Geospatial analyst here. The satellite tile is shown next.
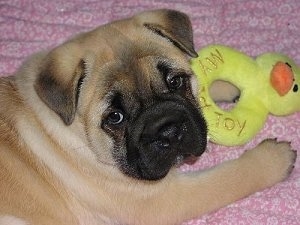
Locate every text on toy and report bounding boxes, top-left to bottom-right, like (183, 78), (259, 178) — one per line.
(214, 112), (246, 136)
(197, 49), (224, 76)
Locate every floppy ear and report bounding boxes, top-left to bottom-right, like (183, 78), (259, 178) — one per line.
(34, 43), (87, 125)
(136, 9), (198, 57)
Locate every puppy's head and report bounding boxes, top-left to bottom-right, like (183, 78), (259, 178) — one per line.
(34, 9), (207, 181)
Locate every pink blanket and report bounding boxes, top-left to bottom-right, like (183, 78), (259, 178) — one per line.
(1, 0), (299, 224)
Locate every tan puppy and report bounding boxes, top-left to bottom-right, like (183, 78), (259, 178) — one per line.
(0, 9), (296, 225)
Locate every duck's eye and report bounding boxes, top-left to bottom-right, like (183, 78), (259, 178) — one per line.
(293, 84), (298, 92)
(285, 62), (292, 68)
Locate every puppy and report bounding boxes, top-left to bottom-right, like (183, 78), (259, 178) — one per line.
(0, 9), (296, 225)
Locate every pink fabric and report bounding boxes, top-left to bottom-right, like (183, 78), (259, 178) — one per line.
(0, 0), (299, 224)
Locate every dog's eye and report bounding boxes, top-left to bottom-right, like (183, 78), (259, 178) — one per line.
(167, 75), (184, 90)
(107, 111), (124, 125)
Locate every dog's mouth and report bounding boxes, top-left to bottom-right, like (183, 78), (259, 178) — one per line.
(116, 95), (207, 181)
(177, 154), (200, 166)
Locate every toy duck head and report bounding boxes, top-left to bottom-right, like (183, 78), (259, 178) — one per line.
(256, 53), (300, 115)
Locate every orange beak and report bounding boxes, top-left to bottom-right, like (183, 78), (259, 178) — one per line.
(270, 61), (294, 96)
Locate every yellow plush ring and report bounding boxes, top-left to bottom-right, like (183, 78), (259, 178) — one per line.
(191, 45), (300, 146)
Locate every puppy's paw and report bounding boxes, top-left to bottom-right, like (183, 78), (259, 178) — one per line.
(242, 139), (296, 187)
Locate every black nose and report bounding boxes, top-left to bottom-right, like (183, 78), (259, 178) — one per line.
(142, 115), (185, 150)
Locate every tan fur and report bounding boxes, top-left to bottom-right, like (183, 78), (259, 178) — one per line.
(0, 9), (296, 225)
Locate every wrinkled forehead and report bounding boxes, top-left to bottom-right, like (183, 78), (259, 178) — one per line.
(100, 50), (160, 100)
(99, 43), (191, 96)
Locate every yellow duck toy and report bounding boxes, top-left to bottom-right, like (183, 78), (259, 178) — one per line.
(191, 45), (300, 146)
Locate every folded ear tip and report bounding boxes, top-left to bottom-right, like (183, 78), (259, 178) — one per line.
(182, 42), (198, 58)
(189, 50), (198, 58)
(139, 9), (198, 58)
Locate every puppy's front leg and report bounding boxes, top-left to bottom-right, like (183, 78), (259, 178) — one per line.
(134, 140), (296, 225)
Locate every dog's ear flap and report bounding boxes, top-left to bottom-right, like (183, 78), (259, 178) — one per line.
(34, 44), (87, 125)
(138, 9), (198, 58)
